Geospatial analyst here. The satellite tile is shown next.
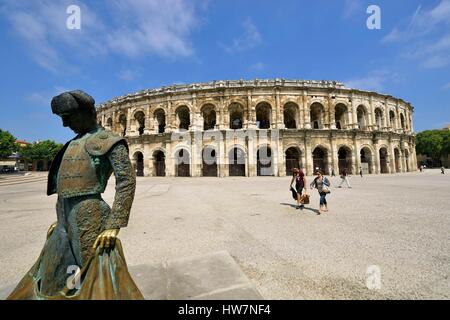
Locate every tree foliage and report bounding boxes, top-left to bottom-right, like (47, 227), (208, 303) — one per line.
(416, 130), (450, 160)
(0, 129), (17, 159)
(20, 140), (64, 161)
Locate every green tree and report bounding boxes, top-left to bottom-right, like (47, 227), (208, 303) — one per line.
(0, 129), (17, 159)
(20, 140), (64, 161)
(416, 130), (445, 161)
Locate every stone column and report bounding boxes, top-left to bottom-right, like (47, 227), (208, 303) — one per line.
(353, 134), (360, 175)
(304, 137), (313, 175)
(126, 106), (132, 136)
(144, 106), (152, 135)
(330, 134), (339, 175)
(328, 96), (336, 129)
(248, 132), (256, 177)
(303, 92), (311, 129)
(298, 98), (304, 129)
(369, 96), (375, 130)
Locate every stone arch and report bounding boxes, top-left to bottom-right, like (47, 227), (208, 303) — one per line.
(312, 145), (329, 175)
(228, 146), (246, 176)
(389, 110), (396, 129)
(374, 107), (383, 130)
(255, 102), (272, 129)
(283, 102), (299, 129)
(379, 146), (389, 173)
(360, 145), (374, 174)
(337, 145), (353, 174)
(133, 151), (144, 176)
(201, 104), (217, 131)
(154, 108), (166, 134)
(394, 147), (401, 173)
(118, 113), (127, 136)
(356, 104), (368, 130)
(202, 145), (218, 176)
(229, 102), (244, 129)
(310, 102), (325, 129)
(175, 105), (190, 131)
(152, 149), (166, 176)
(285, 146), (302, 175)
(133, 110), (146, 136)
(257, 144), (273, 176)
(174, 147), (191, 177)
(400, 113), (406, 131)
(334, 103), (348, 130)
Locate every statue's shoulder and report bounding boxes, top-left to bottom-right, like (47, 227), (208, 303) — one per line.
(85, 128), (127, 156)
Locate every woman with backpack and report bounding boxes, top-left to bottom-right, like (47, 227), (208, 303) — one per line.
(310, 170), (331, 214)
(290, 168), (307, 209)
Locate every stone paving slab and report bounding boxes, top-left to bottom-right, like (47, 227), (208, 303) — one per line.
(1, 251), (263, 300)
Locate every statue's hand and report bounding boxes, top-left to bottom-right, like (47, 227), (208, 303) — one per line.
(46, 222), (57, 239)
(93, 228), (120, 252)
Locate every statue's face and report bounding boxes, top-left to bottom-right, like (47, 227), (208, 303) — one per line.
(61, 111), (96, 134)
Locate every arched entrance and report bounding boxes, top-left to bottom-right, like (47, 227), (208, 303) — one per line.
(334, 103), (347, 130)
(134, 152), (144, 177)
(202, 147), (217, 176)
(257, 146), (273, 176)
(176, 106), (190, 131)
(175, 149), (190, 177)
(202, 105), (216, 131)
(312, 147), (328, 175)
(338, 146), (352, 174)
(154, 109), (166, 134)
(283, 103), (298, 129)
(229, 147), (246, 176)
(310, 103), (325, 129)
(229, 103), (244, 129)
(153, 150), (165, 176)
(134, 111), (145, 136)
(379, 147), (388, 173)
(285, 147), (301, 175)
(256, 102), (271, 129)
(360, 147), (373, 174)
(394, 148), (401, 173)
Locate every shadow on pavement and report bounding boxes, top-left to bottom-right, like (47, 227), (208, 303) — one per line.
(279, 203), (320, 214)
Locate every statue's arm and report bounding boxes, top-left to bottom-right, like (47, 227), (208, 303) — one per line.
(104, 142), (136, 230)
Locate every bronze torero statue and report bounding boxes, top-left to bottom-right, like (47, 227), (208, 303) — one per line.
(8, 90), (143, 299)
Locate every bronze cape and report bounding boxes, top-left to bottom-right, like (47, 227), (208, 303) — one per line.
(7, 127), (144, 300)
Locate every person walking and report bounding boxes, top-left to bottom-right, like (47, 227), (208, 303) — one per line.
(290, 168), (307, 209)
(359, 166), (363, 178)
(310, 170), (331, 214)
(441, 166), (445, 175)
(338, 168), (352, 188)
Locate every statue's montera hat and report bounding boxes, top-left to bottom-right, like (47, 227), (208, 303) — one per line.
(51, 90), (96, 115)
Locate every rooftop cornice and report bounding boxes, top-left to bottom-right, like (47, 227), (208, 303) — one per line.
(97, 78), (412, 110)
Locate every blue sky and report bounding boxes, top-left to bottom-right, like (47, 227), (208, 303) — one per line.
(0, 0), (449, 143)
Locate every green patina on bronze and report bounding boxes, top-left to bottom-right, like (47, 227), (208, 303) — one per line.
(7, 90), (143, 300)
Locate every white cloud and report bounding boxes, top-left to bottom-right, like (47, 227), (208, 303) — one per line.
(118, 68), (141, 81)
(344, 70), (399, 92)
(2, 0), (205, 72)
(342, 0), (363, 19)
(381, 0), (450, 69)
(248, 62), (265, 72)
(219, 18), (262, 53)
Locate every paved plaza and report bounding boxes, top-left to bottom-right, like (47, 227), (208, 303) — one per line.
(0, 170), (449, 299)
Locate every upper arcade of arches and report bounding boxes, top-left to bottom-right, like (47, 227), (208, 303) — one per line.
(96, 79), (414, 137)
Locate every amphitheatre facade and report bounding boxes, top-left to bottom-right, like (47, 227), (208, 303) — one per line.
(96, 79), (417, 177)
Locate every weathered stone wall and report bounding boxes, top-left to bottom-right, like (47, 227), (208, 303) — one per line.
(96, 79), (417, 177)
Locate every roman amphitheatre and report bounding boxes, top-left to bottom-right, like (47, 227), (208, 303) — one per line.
(96, 79), (417, 177)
